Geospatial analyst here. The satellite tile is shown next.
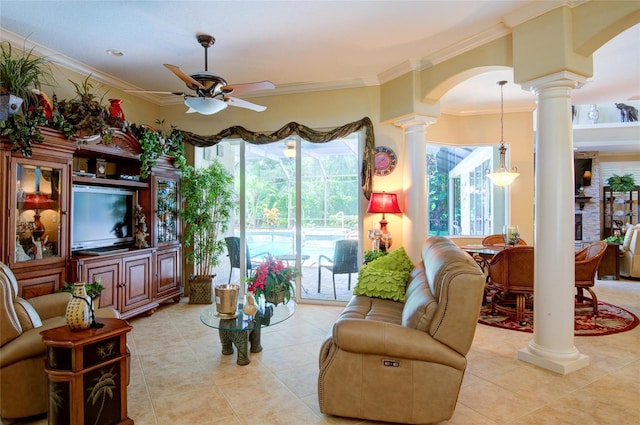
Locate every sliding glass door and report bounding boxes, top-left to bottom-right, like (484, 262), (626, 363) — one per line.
(196, 131), (361, 303)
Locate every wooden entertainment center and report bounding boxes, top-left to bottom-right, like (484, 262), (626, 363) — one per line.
(0, 128), (182, 318)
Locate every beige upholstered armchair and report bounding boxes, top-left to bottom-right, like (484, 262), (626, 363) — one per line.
(620, 224), (640, 278)
(0, 262), (119, 420)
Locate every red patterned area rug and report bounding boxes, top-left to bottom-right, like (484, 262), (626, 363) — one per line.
(478, 302), (639, 336)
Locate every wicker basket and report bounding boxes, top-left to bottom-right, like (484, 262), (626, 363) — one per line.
(189, 277), (213, 304)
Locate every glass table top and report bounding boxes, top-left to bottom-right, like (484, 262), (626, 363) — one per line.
(200, 299), (296, 331)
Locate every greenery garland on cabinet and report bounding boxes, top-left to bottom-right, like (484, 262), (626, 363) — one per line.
(130, 120), (187, 178)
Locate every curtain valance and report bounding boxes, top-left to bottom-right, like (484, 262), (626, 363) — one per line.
(182, 117), (375, 199)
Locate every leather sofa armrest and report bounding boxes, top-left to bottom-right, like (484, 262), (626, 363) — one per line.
(332, 318), (466, 370)
(28, 292), (71, 321)
(0, 326), (49, 368)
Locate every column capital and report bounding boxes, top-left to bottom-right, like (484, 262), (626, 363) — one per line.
(392, 114), (438, 130)
(520, 70), (589, 95)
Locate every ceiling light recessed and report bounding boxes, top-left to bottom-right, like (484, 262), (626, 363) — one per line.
(106, 49), (124, 57)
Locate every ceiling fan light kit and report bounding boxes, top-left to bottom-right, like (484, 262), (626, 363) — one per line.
(126, 34), (274, 115)
(184, 97), (228, 115)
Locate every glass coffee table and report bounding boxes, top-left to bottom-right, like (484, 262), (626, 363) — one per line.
(200, 299), (296, 365)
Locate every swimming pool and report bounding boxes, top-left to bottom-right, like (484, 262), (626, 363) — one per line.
(242, 229), (359, 264)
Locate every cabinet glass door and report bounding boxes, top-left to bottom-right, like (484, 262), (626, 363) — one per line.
(15, 163), (63, 262)
(156, 179), (178, 243)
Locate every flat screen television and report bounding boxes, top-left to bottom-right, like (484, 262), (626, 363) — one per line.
(71, 185), (136, 251)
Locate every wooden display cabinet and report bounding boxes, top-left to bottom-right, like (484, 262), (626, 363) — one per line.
(3, 128), (183, 318)
(139, 156), (183, 304)
(0, 129), (75, 296)
(41, 318), (133, 425)
(602, 186), (639, 239)
(72, 248), (158, 319)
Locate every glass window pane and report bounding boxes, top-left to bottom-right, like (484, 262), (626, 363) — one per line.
(427, 145), (507, 236)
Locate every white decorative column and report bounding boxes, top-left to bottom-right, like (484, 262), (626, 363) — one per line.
(518, 73), (589, 374)
(393, 115), (437, 263)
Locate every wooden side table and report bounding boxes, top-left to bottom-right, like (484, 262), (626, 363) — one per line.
(598, 243), (621, 280)
(41, 318), (133, 425)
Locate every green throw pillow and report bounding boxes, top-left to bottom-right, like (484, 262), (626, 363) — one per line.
(368, 247), (414, 273)
(353, 266), (407, 301)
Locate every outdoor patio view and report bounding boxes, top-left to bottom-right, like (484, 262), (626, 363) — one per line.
(428, 144), (508, 236)
(197, 133), (361, 302)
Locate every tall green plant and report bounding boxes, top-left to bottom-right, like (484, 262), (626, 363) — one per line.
(0, 41), (53, 110)
(181, 161), (234, 279)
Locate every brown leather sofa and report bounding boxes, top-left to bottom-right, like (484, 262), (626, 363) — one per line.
(318, 237), (485, 424)
(0, 262), (120, 420)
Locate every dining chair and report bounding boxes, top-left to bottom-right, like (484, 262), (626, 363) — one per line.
(487, 245), (535, 324)
(318, 239), (359, 299)
(575, 240), (608, 314)
(482, 234), (528, 247)
(224, 237), (270, 283)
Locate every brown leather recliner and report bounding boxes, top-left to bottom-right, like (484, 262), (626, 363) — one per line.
(318, 237), (485, 424)
(0, 262), (120, 420)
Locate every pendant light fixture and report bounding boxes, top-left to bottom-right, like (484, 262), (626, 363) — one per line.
(487, 80), (519, 187)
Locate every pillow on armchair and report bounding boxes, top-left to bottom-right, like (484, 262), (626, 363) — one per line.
(353, 247), (414, 301)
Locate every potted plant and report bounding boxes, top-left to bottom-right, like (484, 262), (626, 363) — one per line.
(363, 249), (388, 264)
(181, 161), (234, 302)
(59, 279), (106, 328)
(60, 279), (106, 302)
(246, 254), (297, 305)
(0, 40), (53, 113)
(608, 174), (636, 192)
(56, 74), (111, 140)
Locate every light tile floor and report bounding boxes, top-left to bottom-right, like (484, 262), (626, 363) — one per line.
(7, 278), (640, 425)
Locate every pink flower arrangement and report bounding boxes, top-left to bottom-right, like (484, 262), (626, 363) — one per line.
(246, 254), (297, 304)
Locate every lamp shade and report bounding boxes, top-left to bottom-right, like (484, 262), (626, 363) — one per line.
(21, 193), (56, 210)
(367, 192), (402, 214)
(184, 97), (228, 115)
(283, 140), (296, 158)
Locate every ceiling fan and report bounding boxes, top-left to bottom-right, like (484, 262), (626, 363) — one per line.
(127, 34), (274, 115)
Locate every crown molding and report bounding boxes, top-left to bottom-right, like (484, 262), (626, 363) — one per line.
(1, 27), (162, 104)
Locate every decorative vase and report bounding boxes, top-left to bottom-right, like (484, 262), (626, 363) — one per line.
(65, 282), (92, 331)
(502, 225), (520, 246)
(215, 284), (239, 316)
(109, 98), (125, 121)
(588, 104), (599, 124)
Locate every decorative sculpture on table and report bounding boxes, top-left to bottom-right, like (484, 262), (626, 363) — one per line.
(133, 204), (149, 248)
(614, 103), (638, 122)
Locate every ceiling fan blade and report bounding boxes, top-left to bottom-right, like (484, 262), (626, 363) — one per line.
(125, 89), (185, 96)
(224, 96), (267, 112)
(164, 64), (205, 90)
(221, 81), (275, 96)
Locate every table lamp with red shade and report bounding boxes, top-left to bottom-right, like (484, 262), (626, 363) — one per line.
(367, 192), (402, 251)
(21, 193), (56, 240)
